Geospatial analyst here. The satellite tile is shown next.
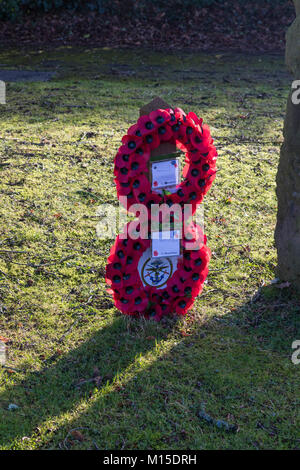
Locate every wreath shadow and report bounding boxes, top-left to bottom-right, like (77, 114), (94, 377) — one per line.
(0, 315), (169, 449)
(1, 288), (299, 450)
(44, 290), (300, 450)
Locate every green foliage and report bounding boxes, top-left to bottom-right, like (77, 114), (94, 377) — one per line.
(0, 0), (21, 20)
(0, 0), (110, 19)
(22, 0), (107, 13)
(0, 0), (289, 21)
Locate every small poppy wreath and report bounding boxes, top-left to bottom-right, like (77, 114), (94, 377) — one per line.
(105, 222), (210, 321)
(114, 107), (217, 213)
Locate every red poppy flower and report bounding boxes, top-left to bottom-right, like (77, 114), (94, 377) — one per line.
(157, 123), (173, 142)
(121, 134), (143, 154)
(106, 265), (125, 288)
(121, 284), (143, 300)
(177, 264), (193, 284)
(147, 286), (162, 301)
(160, 302), (172, 316)
(132, 293), (149, 312)
(166, 107), (176, 123)
(115, 163), (131, 183)
(128, 153), (148, 178)
(174, 297), (194, 315)
(185, 169), (215, 195)
(122, 271), (142, 289)
(147, 303), (163, 321)
(144, 131), (160, 151)
(169, 120), (182, 138)
(126, 236), (150, 260)
(182, 164), (202, 185)
(187, 111), (203, 128)
(149, 109), (172, 127)
(190, 124), (212, 152)
(132, 178), (152, 206)
(105, 263), (119, 286)
(180, 278), (202, 298)
(183, 224), (206, 252)
(174, 107), (186, 121)
(166, 275), (183, 298)
(183, 244), (208, 265)
(203, 176), (215, 197)
(175, 138), (189, 153)
(116, 145), (150, 170)
(115, 151), (131, 169)
(185, 151), (212, 165)
(200, 159), (217, 177)
(135, 144), (151, 162)
(122, 255), (139, 273)
(108, 240), (132, 267)
(127, 123), (142, 137)
(116, 179), (132, 196)
(186, 142), (217, 163)
(157, 288), (172, 304)
(115, 297), (135, 314)
(137, 115), (157, 136)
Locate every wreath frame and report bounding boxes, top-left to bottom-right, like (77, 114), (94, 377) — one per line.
(114, 107), (217, 214)
(106, 106), (217, 320)
(105, 222), (210, 321)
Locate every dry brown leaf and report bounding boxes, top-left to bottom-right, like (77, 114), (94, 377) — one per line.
(0, 336), (10, 344)
(70, 430), (85, 442)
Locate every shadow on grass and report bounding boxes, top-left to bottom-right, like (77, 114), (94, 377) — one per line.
(0, 315), (168, 449)
(1, 290), (299, 450)
(49, 290), (299, 450)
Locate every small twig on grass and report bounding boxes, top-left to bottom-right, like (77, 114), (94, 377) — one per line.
(1, 365), (22, 373)
(74, 377), (96, 387)
(0, 250), (28, 254)
(57, 318), (81, 344)
(0, 253), (76, 269)
(209, 267), (230, 273)
(63, 427), (101, 450)
(64, 104), (94, 109)
(200, 289), (219, 297)
(198, 405), (238, 433)
(74, 373), (102, 388)
(31, 254), (76, 268)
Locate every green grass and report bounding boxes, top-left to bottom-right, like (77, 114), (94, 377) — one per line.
(0, 48), (299, 450)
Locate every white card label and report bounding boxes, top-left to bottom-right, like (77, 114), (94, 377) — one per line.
(152, 230), (180, 258)
(0, 341), (6, 365)
(151, 159), (179, 189)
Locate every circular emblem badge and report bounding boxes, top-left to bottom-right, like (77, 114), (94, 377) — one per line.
(137, 248), (175, 289)
(141, 256), (173, 288)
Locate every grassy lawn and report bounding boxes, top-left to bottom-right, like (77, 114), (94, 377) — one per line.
(0, 47), (299, 450)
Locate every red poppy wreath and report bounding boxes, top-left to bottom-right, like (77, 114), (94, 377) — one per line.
(105, 221), (211, 322)
(106, 106), (217, 321)
(114, 107), (217, 213)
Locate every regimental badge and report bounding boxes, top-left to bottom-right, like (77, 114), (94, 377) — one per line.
(141, 256), (173, 288)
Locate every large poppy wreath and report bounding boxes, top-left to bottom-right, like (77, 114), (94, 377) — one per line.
(114, 107), (217, 213)
(106, 222), (211, 322)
